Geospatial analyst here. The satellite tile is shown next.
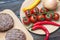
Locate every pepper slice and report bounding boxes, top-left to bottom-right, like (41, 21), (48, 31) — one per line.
(32, 25), (49, 40)
(22, 0), (40, 12)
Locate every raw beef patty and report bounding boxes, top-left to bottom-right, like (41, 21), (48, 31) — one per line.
(0, 13), (14, 32)
(5, 29), (26, 40)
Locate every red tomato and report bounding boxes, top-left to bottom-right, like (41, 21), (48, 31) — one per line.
(44, 8), (49, 12)
(33, 7), (39, 15)
(30, 7), (39, 15)
(39, 8), (44, 13)
(30, 9), (34, 14)
(25, 10), (31, 17)
(30, 15), (37, 23)
(45, 14), (52, 21)
(23, 17), (30, 25)
(34, 7), (39, 12)
(53, 13), (59, 21)
(37, 14), (45, 21)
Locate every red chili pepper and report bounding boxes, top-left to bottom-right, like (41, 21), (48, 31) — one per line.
(34, 21), (60, 26)
(32, 25), (49, 40)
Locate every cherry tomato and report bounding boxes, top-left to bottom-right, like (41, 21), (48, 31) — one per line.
(45, 13), (52, 21)
(32, 7), (39, 15)
(25, 10), (31, 17)
(39, 8), (44, 13)
(30, 9), (34, 14)
(23, 17), (30, 25)
(44, 8), (49, 12)
(34, 7), (39, 12)
(37, 14), (45, 21)
(30, 15), (37, 23)
(53, 13), (59, 21)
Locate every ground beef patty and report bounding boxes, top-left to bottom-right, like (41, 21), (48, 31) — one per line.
(0, 13), (14, 32)
(5, 29), (26, 40)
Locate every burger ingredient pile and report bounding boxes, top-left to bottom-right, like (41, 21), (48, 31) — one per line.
(22, 0), (60, 40)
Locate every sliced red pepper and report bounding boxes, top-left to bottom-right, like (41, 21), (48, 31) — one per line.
(34, 21), (60, 26)
(32, 25), (49, 40)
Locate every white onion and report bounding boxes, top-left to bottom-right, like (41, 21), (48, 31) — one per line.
(43, 0), (58, 10)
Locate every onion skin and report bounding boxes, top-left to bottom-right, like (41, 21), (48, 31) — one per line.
(43, 0), (58, 10)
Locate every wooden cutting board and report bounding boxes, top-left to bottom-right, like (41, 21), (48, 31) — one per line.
(0, 9), (33, 40)
(20, 0), (60, 35)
